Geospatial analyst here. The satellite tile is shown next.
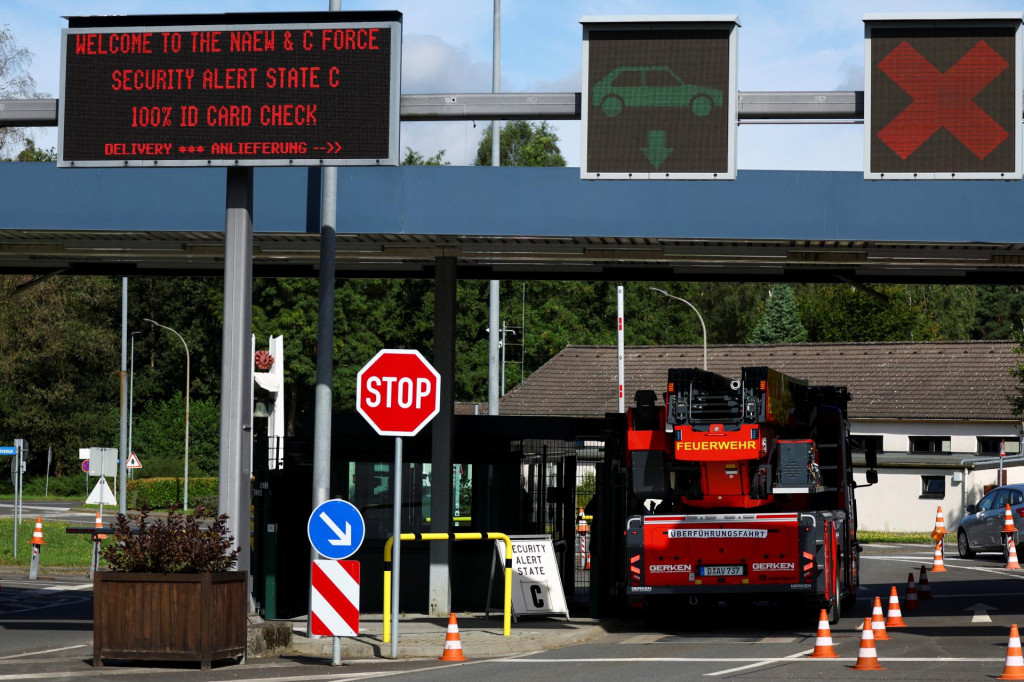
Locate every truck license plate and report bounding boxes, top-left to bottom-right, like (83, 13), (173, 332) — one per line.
(699, 565), (744, 577)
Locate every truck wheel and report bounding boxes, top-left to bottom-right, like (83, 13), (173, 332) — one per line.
(957, 529), (975, 558)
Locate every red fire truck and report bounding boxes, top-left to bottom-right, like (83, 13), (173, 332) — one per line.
(622, 366), (876, 622)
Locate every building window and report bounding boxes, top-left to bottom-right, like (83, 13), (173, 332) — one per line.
(978, 437), (1021, 456)
(921, 476), (945, 499)
(850, 435), (883, 453)
(910, 436), (950, 454)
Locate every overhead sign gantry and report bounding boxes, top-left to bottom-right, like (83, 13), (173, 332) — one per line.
(58, 12), (402, 168)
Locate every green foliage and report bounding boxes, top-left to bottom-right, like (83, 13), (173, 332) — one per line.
(576, 472), (596, 510)
(0, 26), (44, 157)
(2, 138), (56, 162)
(101, 506), (239, 573)
(0, 517), (106, 568)
(974, 286), (1024, 339)
(749, 285), (808, 343)
(799, 284), (939, 342)
(130, 396), (220, 477)
(474, 121), (566, 167)
(402, 147), (450, 166)
(857, 530), (940, 544)
(126, 477), (218, 511)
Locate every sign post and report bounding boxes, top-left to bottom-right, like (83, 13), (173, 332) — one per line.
(307, 498), (365, 665)
(355, 349), (440, 658)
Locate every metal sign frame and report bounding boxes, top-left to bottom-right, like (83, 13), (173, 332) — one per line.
(581, 14), (739, 181)
(58, 12), (402, 168)
(864, 12), (1023, 180)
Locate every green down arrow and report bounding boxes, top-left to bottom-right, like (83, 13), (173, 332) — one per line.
(642, 130), (673, 170)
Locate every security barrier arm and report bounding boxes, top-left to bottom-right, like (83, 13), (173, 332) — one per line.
(383, 532), (513, 641)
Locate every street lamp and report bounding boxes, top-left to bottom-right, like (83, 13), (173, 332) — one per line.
(649, 287), (707, 371)
(144, 318), (190, 510)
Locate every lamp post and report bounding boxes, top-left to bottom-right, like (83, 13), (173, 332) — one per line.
(500, 320), (517, 395)
(649, 287), (708, 371)
(144, 318), (190, 510)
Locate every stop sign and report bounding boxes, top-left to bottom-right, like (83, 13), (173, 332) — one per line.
(356, 349), (441, 437)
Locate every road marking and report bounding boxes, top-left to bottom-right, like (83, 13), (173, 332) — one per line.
(0, 645), (88, 661)
(863, 554), (1024, 579)
(498, 657), (1005, 662)
(706, 648), (813, 676)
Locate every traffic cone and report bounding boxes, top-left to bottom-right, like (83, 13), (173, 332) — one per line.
(439, 613), (466, 662)
(577, 507), (588, 533)
(931, 505), (947, 543)
(94, 511), (106, 541)
(905, 573), (919, 610)
(1008, 538), (1022, 570)
(584, 552), (591, 570)
(1004, 504), (1018, 535)
(884, 586), (906, 628)
(918, 565), (932, 599)
(870, 596), (889, 641)
(28, 517), (45, 545)
(1000, 624), (1024, 680)
(850, 617), (885, 671)
(931, 539), (947, 573)
(809, 608), (839, 658)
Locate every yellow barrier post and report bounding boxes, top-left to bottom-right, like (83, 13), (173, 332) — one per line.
(383, 532), (513, 644)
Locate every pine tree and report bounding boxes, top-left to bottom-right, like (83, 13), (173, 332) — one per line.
(748, 284), (808, 343)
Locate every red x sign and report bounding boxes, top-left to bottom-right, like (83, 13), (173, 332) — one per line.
(877, 40), (1008, 160)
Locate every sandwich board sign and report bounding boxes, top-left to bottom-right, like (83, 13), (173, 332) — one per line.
(495, 534), (568, 620)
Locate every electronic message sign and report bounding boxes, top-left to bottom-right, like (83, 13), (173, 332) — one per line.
(581, 15), (738, 181)
(58, 12), (402, 168)
(865, 13), (1022, 180)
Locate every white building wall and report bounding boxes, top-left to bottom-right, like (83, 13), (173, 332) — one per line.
(854, 465), (1024, 533)
(853, 420), (1021, 455)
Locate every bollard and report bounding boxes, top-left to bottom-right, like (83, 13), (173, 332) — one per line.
(28, 517), (45, 580)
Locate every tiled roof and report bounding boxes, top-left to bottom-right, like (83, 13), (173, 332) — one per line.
(495, 341), (1021, 422)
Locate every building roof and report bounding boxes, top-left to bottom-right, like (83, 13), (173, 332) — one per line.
(495, 341), (1021, 422)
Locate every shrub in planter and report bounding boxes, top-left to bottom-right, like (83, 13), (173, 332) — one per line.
(93, 507), (246, 670)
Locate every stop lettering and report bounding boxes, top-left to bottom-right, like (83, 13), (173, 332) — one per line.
(356, 349), (440, 437)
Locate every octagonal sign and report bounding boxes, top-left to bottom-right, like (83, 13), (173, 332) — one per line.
(356, 349), (441, 437)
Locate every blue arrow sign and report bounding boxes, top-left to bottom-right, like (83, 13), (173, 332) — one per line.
(0, 446), (15, 456)
(307, 499), (366, 560)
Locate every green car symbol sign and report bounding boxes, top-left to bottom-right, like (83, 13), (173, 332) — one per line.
(593, 66), (723, 118)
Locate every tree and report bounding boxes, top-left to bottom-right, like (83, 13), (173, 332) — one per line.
(748, 284), (808, 343)
(799, 284), (939, 342)
(0, 26), (44, 158)
(402, 147), (450, 166)
(973, 286), (1024, 339)
(474, 121), (566, 167)
(1, 137), (55, 162)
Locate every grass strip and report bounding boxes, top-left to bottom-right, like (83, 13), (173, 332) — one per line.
(0, 517), (109, 569)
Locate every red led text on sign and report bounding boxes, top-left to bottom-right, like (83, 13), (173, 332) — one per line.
(877, 39), (1009, 160)
(59, 16), (399, 166)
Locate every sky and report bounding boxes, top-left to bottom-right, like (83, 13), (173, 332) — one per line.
(7, 0), (1023, 169)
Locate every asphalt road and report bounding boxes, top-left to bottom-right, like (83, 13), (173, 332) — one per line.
(1, 543), (1022, 680)
(0, 499), (109, 525)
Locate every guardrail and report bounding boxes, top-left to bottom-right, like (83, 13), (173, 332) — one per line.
(382, 532), (512, 642)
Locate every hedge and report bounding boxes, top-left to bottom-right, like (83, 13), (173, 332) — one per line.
(126, 477), (218, 511)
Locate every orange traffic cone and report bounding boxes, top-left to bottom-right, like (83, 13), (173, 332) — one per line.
(29, 517), (45, 546)
(870, 596), (889, 640)
(1004, 504), (1018, 534)
(931, 539), (947, 573)
(584, 552), (591, 570)
(439, 613), (466, 662)
(918, 565), (932, 599)
(931, 505), (947, 543)
(810, 608), (839, 658)
(884, 586), (907, 628)
(1000, 624), (1024, 680)
(94, 511), (106, 541)
(577, 507), (588, 533)
(905, 573), (919, 610)
(850, 617), (885, 671)
(1008, 538), (1022, 570)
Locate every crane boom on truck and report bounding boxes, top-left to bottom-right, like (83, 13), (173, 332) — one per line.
(621, 366), (876, 622)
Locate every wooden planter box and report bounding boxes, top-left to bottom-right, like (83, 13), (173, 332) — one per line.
(93, 570), (247, 670)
